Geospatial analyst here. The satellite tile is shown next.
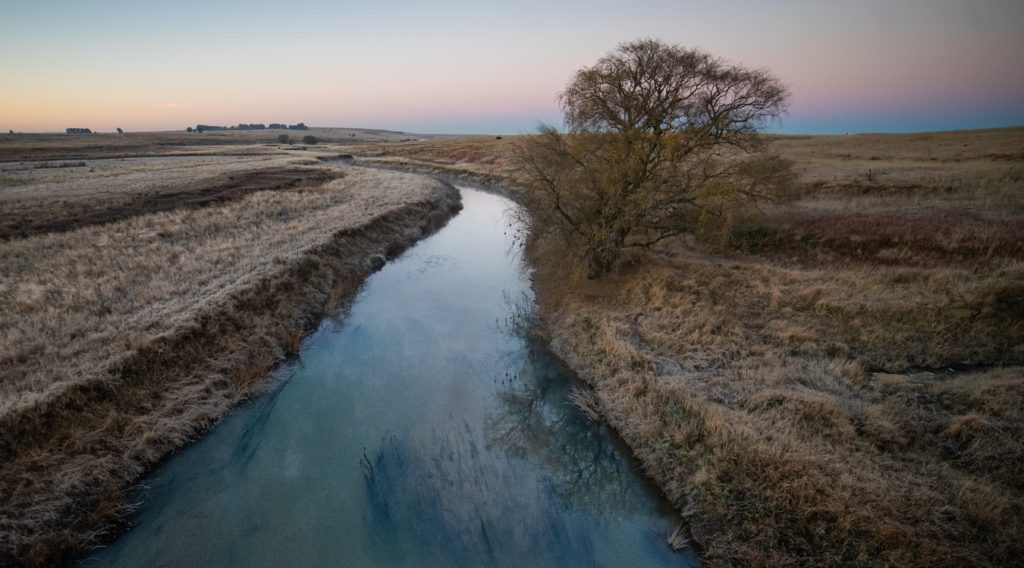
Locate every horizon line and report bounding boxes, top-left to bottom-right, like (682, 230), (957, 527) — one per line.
(6, 123), (1024, 138)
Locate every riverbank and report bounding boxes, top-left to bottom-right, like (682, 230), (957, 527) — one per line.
(0, 146), (461, 565)
(80, 186), (691, 568)
(360, 127), (1024, 566)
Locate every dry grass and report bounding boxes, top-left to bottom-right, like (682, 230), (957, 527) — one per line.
(348, 135), (524, 186)
(732, 128), (1024, 267)
(0, 127), (426, 161)
(0, 143), (461, 565)
(4, 126), (1020, 565)
(372, 127), (1024, 566)
(0, 154), (338, 239)
(536, 252), (1022, 566)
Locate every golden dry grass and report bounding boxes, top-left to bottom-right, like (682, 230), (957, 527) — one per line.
(348, 135), (523, 186)
(0, 155), (342, 238)
(0, 127), (423, 161)
(0, 160), (445, 415)
(0, 143), (461, 565)
(369, 126), (1024, 566)
(536, 252), (1022, 566)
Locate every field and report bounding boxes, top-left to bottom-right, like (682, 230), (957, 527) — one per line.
(2, 126), (1021, 566)
(0, 132), (461, 564)
(358, 127), (1024, 566)
(0, 127), (431, 162)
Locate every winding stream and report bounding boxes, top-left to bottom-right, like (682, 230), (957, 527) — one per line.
(83, 186), (696, 567)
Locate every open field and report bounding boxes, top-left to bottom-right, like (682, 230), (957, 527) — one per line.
(0, 155), (337, 239)
(2, 126), (1020, 566)
(0, 127), (434, 162)
(0, 138), (461, 564)
(361, 127), (1024, 566)
(349, 135), (522, 186)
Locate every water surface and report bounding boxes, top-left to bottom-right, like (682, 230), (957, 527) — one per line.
(84, 187), (696, 567)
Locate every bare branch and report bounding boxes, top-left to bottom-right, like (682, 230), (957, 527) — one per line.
(516, 39), (792, 276)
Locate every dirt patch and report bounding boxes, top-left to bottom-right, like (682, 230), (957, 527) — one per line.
(1, 166), (336, 240)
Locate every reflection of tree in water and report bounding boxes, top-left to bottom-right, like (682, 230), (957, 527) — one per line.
(353, 292), (668, 565)
(487, 289), (651, 516)
(484, 342), (650, 517)
(359, 427), (599, 566)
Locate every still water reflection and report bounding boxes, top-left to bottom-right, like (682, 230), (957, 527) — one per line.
(83, 188), (696, 567)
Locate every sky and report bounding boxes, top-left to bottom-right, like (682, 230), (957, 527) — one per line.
(1, 0), (1022, 135)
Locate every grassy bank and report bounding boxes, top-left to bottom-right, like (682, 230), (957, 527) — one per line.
(367, 127), (1024, 566)
(348, 135), (522, 187)
(0, 146), (461, 565)
(0, 127), (424, 161)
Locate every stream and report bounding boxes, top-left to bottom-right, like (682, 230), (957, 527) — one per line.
(82, 186), (697, 567)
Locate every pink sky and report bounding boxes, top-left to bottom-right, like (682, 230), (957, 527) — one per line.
(2, 0), (1022, 134)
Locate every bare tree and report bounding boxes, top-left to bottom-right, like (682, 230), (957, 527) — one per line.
(516, 39), (792, 276)
(277, 133), (291, 144)
(301, 135), (318, 145)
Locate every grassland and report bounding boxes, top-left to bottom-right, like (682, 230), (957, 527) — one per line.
(0, 127), (427, 162)
(0, 135), (461, 565)
(2, 126), (1020, 566)
(360, 127), (1024, 566)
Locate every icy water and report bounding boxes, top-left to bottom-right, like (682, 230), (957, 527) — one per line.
(83, 187), (696, 567)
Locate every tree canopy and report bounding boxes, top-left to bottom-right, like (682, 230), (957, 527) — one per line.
(517, 39), (792, 276)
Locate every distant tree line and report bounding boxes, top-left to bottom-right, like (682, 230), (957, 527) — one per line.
(65, 128), (93, 134)
(190, 122), (307, 133)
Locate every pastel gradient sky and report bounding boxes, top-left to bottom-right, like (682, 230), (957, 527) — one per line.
(1, 0), (1022, 134)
